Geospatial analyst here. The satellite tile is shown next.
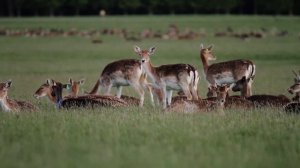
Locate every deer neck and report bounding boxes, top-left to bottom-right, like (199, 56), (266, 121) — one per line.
(200, 54), (209, 74)
(0, 97), (12, 112)
(47, 90), (56, 103)
(142, 61), (160, 86)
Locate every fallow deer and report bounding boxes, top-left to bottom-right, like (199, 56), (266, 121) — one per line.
(284, 70), (300, 113)
(200, 44), (256, 98)
(167, 85), (230, 114)
(34, 78), (84, 102)
(49, 79), (128, 109)
(134, 46), (199, 109)
(288, 70), (300, 102)
(0, 80), (37, 112)
(233, 76), (291, 108)
(87, 59), (156, 107)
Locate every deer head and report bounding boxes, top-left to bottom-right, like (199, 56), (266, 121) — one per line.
(69, 78), (85, 97)
(0, 80), (12, 100)
(200, 43), (216, 61)
(134, 46), (156, 64)
(33, 79), (52, 99)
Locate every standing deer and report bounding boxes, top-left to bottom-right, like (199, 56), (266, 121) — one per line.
(284, 70), (300, 113)
(87, 59), (156, 107)
(0, 80), (37, 112)
(134, 46), (199, 109)
(200, 44), (255, 98)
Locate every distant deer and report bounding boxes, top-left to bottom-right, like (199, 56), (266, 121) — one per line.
(200, 44), (255, 98)
(0, 80), (37, 112)
(34, 78), (85, 102)
(134, 46), (199, 109)
(48, 79), (128, 109)
(233, 76), (291, 108)
(87, 59), (158, 107)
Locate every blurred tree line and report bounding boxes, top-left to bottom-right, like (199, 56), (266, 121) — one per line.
(1, 0), (299, 16)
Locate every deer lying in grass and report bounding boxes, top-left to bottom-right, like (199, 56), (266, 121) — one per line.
(135, 46), (199, 109)
(233, 76), (291, 108)
(168, 85), (233, 114)
(34, 78), (85, 102)
(48, 79), (128, 109)
(0, 80), (37, 112)
(284, 70), (300, 113)
(200, 44), (255, 98)
(87, 59), (157, 107)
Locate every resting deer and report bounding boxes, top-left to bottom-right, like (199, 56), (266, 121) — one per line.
(134, 46), (199, 109)
(48, 79), (128, 109)
(284, 70), (300, 113)
(200, 44), (255, 98)
(0, 80), (37, 112)
(233, 76), (291, 108)
(87, 59), (157, 107)
(34, 78), (85, 102)
(168, 85), (231, 114)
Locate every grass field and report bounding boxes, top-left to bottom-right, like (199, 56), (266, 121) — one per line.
(0, 16), (300, 168)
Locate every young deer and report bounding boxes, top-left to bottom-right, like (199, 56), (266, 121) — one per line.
(87, 59), (156, 107)
(49, 79), (128, 109)
(34, 78), (84, 102)
(233, 76), (291, 108)
(200, 44), (255, 98)
(0, 80), (37, 112)
(134, 46), (199, 109)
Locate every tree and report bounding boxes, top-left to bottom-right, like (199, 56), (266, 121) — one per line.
(44, 0), (62, 16)
(118, 0), (141, 14)
(67, 0), (89, 15)
(14, 0), (25, 16)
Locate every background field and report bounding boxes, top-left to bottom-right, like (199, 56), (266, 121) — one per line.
(0, 16), (300, 168)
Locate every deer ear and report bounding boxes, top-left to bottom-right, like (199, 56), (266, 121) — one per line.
(5, 80), (12, 88)
(200, 43), (204, 49)
(134, 45), (141, 54)
(208, 44), (214, 50)
(79, 79), (85, 85)
(69, 78), (73, 85)
(149, 47), (156, 55)
(46, 79), (54, 85)
(63, 84), (71, 89)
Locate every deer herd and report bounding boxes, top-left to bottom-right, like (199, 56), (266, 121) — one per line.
(1, 44), (299, 114)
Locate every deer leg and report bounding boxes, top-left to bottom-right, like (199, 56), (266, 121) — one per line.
(166, 90), (173, 106)
(130, 83), (145, 107)
(180, 83), (192, 100)
(190, 85), (199, 100)
(103, 83), (113, 96)
(116, 86), (123, 98)
(160, 84), (167, 109)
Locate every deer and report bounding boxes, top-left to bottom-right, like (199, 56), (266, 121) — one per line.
(233, 76), (291, 108)
(0, 80), (37, 112)
(200, 44), (256, 98)
(48, 79), (128, 109)
(284, 70), (300, 113)
(87, 59), (157, 107)
(34, 78), (85, 102)
(168, 85), (233, 114)
(134, 46), (199, 109)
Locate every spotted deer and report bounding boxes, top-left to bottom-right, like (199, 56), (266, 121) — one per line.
(167, 85), (231, 114)
(288, 70), (300, 102)
(233, 76), (291, 108)
(134, 46), (199, 109)
(48, 79), (127, 109)
(87, 59), (157, 107)
(200, 44), (255, 98)
(34, 78), (84, 102)
(0, 80), (37, 112)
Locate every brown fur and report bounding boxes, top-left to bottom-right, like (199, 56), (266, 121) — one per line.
(247, 95), (291, 108)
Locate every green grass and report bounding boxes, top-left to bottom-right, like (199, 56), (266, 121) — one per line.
(0, 15), (300, 168)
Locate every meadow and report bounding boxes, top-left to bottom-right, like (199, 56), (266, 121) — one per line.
(0, 15), (300, 168)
